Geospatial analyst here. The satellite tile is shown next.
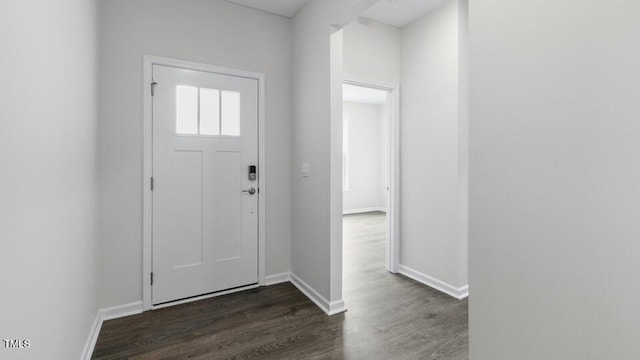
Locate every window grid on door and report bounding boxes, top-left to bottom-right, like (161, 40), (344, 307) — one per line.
(176, 85), (241, 136)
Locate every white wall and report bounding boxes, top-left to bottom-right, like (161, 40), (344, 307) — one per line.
(343, 101), (386, 212)
(343, 19), (401, 84)
(0, 0), (99, 358)
(98, 0), (292, 308)
(291, 0), (380, 307)
(400, 0), (468, 288)
(470, 1), (640, 358)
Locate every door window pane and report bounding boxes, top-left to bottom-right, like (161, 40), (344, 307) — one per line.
(221, 91), (241, 136)
(199, 88), (220, 135)
(175, 86), (241, 137)
(176, 86), (198, 135)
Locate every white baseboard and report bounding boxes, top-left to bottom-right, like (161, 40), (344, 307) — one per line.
(265, 272), (291, 285)
(289, 273), (346, 315)
(81, 311), (102, 360)
(398, 265), (469, 300)
(343, 207), (386, 215)
(327, 298), (346, 315)
(100, 301), (143, 321)
(81, 301), (143, 360)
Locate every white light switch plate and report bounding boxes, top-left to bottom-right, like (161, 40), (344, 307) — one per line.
(301, 162), (310, 177)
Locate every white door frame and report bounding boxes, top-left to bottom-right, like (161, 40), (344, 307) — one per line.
(342, 75), (400, 273)
(142, 55), (266, 311)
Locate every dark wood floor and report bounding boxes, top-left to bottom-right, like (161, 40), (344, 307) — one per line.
(92, 212), (468, 359)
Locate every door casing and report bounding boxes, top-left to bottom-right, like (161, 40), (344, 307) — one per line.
(142, 55), (266, 311)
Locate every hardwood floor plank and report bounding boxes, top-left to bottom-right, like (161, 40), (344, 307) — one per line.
(93, 212), (468, 359)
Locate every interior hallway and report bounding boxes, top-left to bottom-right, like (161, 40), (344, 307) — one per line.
(343, 212), (468, 359)
(91, 212), (467, 359)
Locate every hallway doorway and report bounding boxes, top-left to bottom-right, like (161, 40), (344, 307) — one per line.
(341, 80), (399, 273)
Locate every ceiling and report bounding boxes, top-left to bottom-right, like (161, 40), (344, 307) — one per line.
(225, 0), (310, 18)
(361, 0), (448, 27)
(225, 0), (447, 27)
(343, 84), (388, 105)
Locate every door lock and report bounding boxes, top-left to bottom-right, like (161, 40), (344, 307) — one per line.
(242, 187), (256, 195)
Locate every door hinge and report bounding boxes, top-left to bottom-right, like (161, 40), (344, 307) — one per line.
(150, 272), (154, 286)
(150, 177), (154, 191)
(151, 81), (158, 96)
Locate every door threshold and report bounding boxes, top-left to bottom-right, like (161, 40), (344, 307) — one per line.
(151, 283), (259, 310)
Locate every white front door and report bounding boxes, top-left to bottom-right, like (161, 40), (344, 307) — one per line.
(152, 65), (258, 305)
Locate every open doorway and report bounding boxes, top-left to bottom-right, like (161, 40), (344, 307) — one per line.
(341, 78), (400, 295)
(342, 83), (388, 217)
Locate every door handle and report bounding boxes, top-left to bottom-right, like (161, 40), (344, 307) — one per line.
(242, 187), (256, 195)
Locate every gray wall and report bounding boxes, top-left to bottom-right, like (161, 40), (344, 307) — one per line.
(98, 0), (292, 308)
(400, 0), (468, 288)
(0, 0), (99, 358)
(470, 0), (640, 358)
